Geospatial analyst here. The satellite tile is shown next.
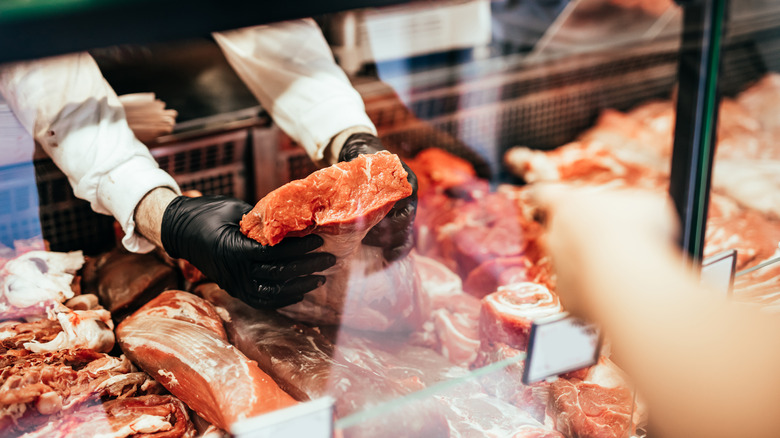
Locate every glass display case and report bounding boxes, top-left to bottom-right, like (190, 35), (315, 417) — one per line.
(2, 0), (779, 437)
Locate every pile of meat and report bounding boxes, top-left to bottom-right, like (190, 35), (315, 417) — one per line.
(27, 72), (780, 435)
(0, 247), (195, 437)
(505, 72), (780, 310)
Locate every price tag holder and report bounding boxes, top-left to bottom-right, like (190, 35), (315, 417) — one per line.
(231, 397), (334, 438)
(522, 313), (601, 385)
(701, 249), (736, 298)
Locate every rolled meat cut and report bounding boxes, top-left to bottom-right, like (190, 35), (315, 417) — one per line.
(240, 151), (418, 330)
(116, 290), (296, 430)
(479, 282), (562, 351)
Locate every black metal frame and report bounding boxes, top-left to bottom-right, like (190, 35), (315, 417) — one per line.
(0, 0), (411, 63)
(669, 0), (728, 265)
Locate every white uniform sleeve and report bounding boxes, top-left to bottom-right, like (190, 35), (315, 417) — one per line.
(213, 19), (376, 166)
(0, 53), (181, 253)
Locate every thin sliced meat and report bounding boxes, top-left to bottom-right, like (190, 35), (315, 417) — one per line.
(116, 291), (296, 430)
(240, 152), (417, 330)
(480, 283), (562, 351)
(0, 349), (160, 435)
(18, 395), (195, 438)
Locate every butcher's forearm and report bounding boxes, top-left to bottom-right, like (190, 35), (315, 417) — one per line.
(134, 187), (178, 249)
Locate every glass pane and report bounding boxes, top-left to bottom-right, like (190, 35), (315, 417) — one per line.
(707, 0), (780, 308)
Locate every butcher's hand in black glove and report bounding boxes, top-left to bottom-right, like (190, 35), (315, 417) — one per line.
(143, 191), (336, 309)
(338, 133), (418, 261)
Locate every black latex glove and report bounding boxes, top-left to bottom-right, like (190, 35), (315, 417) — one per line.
(161, 196), (336, 309)
(339, 133), (418, 261)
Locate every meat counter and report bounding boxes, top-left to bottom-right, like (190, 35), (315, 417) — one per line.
(2, 0), (780, 437)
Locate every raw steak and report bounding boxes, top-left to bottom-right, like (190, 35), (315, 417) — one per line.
(480, 283), (562, 351)
(406, 147), (478, 195)
(240, 151), (417, 330)
(18, 395), (195, 438)
(241, 151), (411, 245)
(81, 248), (178, 319)
(547, 379), (634, 438)
(116, 291), (296, 430)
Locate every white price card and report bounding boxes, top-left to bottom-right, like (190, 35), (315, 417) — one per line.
(701, 250), (736, 298)
(522, 313), (601, 385)
(231, 397), (334, 438)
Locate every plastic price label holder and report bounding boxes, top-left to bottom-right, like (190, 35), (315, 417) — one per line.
(522, 312), (601, 385)
(231, 396), (335, 438)
(701, 249), (736, 298)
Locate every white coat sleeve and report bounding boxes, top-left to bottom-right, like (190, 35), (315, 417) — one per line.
(213, 19), (376, 166)
(0, 52), (181, 253)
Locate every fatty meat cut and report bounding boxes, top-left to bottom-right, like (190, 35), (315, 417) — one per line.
(116, 290), (296, 430)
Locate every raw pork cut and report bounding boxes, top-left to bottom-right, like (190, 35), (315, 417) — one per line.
(197, 284), (407, 412)
(116, 291), (296, 430)
(464, 256), (555, 299)
(81, 248), (178, 319)
(411, 254), (481, 366)
(406, 147), (478, 195)
(480, 283), (562, 351)
(197, 284), (449, 437)
(240, 151), (418, 330)
(18, 395), (195, 438)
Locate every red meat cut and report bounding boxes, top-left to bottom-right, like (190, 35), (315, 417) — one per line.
(240, 151), (411, 246)
(116, 291), (297, 430)
(480, 283), (562, 351)
(547, 379), (634, 438)
(240, 152), (418, 330)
